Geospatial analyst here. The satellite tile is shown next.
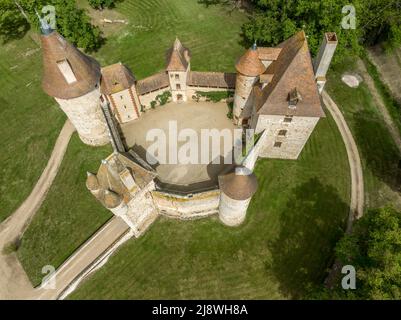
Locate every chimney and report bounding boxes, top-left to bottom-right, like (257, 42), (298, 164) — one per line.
(313, 32), (338, 93)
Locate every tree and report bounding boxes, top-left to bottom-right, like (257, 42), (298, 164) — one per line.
(0, 0), (103, 52)
(242, 0), (362, 61)
(88, 0), (116, 10)
(242, 0), (401, 59)
(0, 1), (30, 42)
(334, 207), (401, 299)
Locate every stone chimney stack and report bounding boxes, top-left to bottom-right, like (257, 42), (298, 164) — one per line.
(313, 32), (338, 93)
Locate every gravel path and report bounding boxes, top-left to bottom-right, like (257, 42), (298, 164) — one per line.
(322, 91), (364, 288)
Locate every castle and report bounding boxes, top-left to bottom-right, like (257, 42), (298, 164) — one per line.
(39, 18), (337, 235)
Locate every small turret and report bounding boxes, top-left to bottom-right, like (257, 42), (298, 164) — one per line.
(103, 190), (128, 216)
(86, 172), (100, 196)
(233, 44), (266, 126)
(218, 166), (258, 227)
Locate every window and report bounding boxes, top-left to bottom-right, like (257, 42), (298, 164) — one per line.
(176, 84), (181, 90)
(123, 105), (127, 109)
(283, 116), (293, 123)
(175, 74), (179, 80)
(120, 95), (123, 99)
(278, 129), (287, 136)
(274, 141), (282, 148)
(56, 59), (77, 84)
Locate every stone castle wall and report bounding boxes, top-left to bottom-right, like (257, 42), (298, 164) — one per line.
(253, 114), (319, 159)
(151, 189), (220, 219)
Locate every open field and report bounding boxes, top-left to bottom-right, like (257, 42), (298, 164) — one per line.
(70, 110), (351, 299)
(0, 34), (65, 222)
(326, 56), (401, 210)
(78, 0), (249, 78)
(17, 134), (113, 286)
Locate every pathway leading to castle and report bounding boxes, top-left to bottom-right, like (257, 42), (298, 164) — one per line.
(322, 90), (364, 288)
(0, 120), (75, 299)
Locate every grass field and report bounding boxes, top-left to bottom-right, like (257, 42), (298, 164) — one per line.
(326, 57), (401, 210)
(79, 0), (249, 78)
(70, 110), (350, 299)
(18, 134), (113, 286)
(0, 34), (65, 222)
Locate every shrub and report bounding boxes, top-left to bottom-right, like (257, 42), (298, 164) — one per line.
(195, 91), (234, 103)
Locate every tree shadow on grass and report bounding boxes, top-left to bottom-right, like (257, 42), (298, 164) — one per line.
(352, 110), (401, 192)
(267, 178), (348, 299)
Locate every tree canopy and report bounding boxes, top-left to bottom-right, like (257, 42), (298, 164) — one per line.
(88, 0), (116, 10)
(334, 207), (401, 299)
(0, 0), (103, 51)
(242, 0), (401, 58)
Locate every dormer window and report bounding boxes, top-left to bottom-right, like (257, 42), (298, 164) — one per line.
(57, 59), (77, 84)
(288, 87), (302, 108)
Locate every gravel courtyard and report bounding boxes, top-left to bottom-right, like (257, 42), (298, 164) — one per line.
(120, 101), (236, 190)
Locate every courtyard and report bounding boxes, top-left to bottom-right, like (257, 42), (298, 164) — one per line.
(120, 101), (236, 191)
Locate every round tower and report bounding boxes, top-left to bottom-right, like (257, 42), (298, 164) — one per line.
(233, 44), (266, 126)
(104, 190), (128, 216)
(86, 172), (101, 197)
(39, 18), (108, 146)
(218, 166), (258, 227)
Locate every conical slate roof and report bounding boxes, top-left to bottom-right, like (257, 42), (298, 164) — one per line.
(235, 45), (266, 77)
(41, 31), (101, 99)
(219, 167), (258, 201)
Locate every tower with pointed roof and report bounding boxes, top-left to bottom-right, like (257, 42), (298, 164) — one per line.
(233, 43), (266, 126)
(39, 16), (109, 146)
(166, 37), (191, 102)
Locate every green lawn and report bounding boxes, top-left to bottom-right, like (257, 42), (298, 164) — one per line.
(326, 57), (401, 210)
(0, 34), (65, 222)
(18, 134), (113, 286)
(70, 110), (350, 299)
(82, 0), (249, 78)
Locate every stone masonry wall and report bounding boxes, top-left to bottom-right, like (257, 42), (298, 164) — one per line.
(56, 86), (109, 146)
(254, 114), (319, 159)
(152, 189), (220, 219)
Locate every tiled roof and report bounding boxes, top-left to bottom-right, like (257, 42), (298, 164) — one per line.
(166, 38), (190, 72)
(41, 31), (101, 99)
(257, 47), (282, 61)
(136, 72), (170, 95)
(187, 71), (236, 88)
(101, 63), (136, 95)
(219, 166), (258, 201)
(235, 46), (266, 76)
(256, 31), (325, 118)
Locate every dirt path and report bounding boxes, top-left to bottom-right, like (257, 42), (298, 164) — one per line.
(322, 91), (364, 288)
(0, 120), (75, 299)
(357, 59), (401, 154)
